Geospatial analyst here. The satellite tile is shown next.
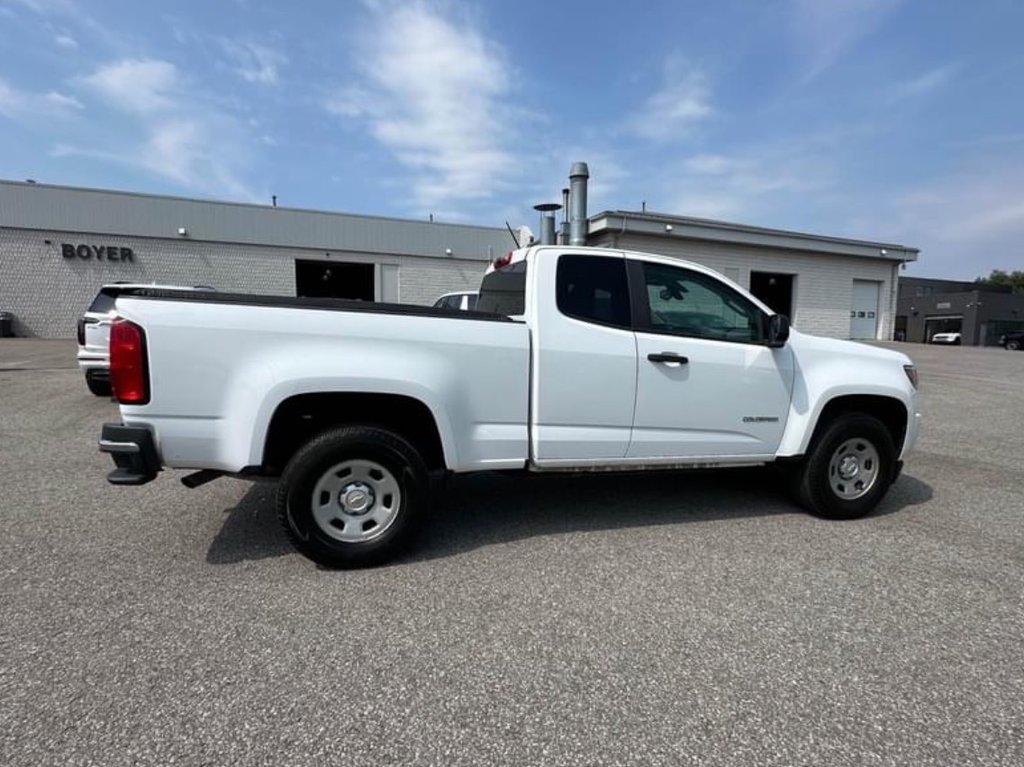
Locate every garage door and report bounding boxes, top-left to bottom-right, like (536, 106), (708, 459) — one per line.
(850, 280), (880, 339)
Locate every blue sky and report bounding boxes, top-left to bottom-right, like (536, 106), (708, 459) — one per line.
(1, 0), (1022, 278)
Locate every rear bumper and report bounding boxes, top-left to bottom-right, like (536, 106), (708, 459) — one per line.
(77, 352), (109, 372)
(99, 423), (161, 485)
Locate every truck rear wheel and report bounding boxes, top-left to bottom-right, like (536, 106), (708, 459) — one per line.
(276, 426), (428, 568)
(793, 413), (895, 520)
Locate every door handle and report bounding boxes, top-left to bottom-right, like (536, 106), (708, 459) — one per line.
(647, 352), (689, 364)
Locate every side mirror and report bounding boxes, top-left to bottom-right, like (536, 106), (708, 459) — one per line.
(767, 314), (790, 348)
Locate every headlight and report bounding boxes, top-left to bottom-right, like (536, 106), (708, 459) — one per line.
(903, 364), (918, 389)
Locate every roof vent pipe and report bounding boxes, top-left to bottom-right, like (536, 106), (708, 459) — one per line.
(559, 188), (570, 244)
(569, 162), (589, 246)
(534, 203), (561, 245)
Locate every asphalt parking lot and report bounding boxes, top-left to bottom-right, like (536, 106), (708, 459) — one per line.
(2, 339), (1022, 766)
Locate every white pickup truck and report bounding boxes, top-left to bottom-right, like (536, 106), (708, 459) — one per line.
(99, 245), (920, 567)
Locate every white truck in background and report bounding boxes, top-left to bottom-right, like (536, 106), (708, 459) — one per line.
(98, 245), (920, 567)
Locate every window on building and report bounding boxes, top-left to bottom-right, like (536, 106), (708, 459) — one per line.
(295, 260), (374, 300)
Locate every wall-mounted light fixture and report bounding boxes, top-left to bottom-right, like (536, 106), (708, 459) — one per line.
(664, 224), (673, 232)
(177, 227), (189, 237)
(444, 248), (453, 256)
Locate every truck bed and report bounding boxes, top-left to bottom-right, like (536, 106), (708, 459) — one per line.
(112, 289), (532, 474)
(112, 287), (516, 323)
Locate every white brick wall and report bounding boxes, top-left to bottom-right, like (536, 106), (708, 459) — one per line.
(0, 227), (487, 338)
(0, 225), (900, 341)
(598, 233), (899, 340)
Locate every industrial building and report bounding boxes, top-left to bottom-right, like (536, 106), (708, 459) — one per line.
(0, 179), (514, 338)
(896, 276), (1024, 345)
(0, 164), (919, 340)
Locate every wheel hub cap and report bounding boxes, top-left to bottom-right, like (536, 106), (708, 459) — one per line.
(827, 438), (881, 501)
(339, 482), (375, 515)
(311, 459), (402, 544)
(838, 455), (860, 480)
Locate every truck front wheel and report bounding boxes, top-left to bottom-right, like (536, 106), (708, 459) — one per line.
(276, 426), (429, 568)
(794, 414), (896, 520)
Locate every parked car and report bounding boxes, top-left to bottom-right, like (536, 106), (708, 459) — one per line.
(77, 283), (215, 396)
(930, 331), (962, 345)
(97, 245), (919, 568)
(432, 291), (479, 311)
(1000, 330), (1024, 350)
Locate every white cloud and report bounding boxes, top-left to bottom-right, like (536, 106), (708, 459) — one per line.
(81, 58), (179, 113)
(54, 32), (77, 48)
(888, 62), (961, 101)
(683, 154), (747, 176)
(43, 91), (82, 110)
(0, 77), (82, 120)
(325, 2), (518, 210)
(222, 41), (286, 85)
(893, 174), (1024, 244)
(325, 85), (373, 118)
(831, 159), (1024, 278)
(63, 58), (258, 200)
(792, 0), (901, 83)
(949, 132), (1024, 149)
(629, 60), (712, 141)
(666, 147), (835, 222)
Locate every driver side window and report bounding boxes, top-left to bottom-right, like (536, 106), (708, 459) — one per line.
(640, 262), (764, 343)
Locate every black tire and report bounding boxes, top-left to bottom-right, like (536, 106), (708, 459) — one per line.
(792, 414), (896, 520)
(1008, 340), (1021, 351)
(85, 372), (111, 397)
(276, 426), (429, 568)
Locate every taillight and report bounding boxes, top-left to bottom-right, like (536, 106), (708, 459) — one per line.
(110, 319), (149, 404)
(76, 317), (86, 345)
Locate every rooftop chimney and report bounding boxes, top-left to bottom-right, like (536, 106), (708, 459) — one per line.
(559, 188), (570, 244)
(569, 162), (589, 246)
(534, 202), (562, 245)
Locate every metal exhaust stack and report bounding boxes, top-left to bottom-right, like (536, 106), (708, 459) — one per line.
(534, 202), (562, 245)
(559, 188), (570, 245)
(569, 162), (589, 246)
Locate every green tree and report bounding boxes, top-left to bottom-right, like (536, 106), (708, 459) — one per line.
(974, 269), (1024, 294)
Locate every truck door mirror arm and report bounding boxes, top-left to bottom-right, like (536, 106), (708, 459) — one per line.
(767, 314), (790, 348)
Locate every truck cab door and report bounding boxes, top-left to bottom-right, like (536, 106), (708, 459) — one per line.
(530, 251), (638, 465)
(627, 258), (794, 460)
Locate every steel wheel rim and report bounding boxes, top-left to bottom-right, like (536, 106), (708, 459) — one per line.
(827, 438), (880, 501)
(311, 459), (402, 543)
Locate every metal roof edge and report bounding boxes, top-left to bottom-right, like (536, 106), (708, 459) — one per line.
(590, 210), (920, 260)
(0, 178), (507, 235)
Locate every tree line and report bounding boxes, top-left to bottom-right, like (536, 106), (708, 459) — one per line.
(975, 270), (1024, 294)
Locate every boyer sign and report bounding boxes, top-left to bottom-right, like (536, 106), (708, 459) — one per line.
(62, 243), (135, 262)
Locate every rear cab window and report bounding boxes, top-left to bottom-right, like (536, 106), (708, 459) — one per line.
(88, 290), (117, 314)
(477, 261), (527, 316)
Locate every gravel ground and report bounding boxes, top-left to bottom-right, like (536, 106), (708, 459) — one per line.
(1, 339), (1022, 766)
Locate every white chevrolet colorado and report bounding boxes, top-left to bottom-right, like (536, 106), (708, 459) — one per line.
(78, 283), (214, 396)
(99, 246), (920, 567)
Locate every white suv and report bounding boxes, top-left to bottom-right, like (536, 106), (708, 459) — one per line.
(77, 284), (214, 396)
(432, 291), (479, 311)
